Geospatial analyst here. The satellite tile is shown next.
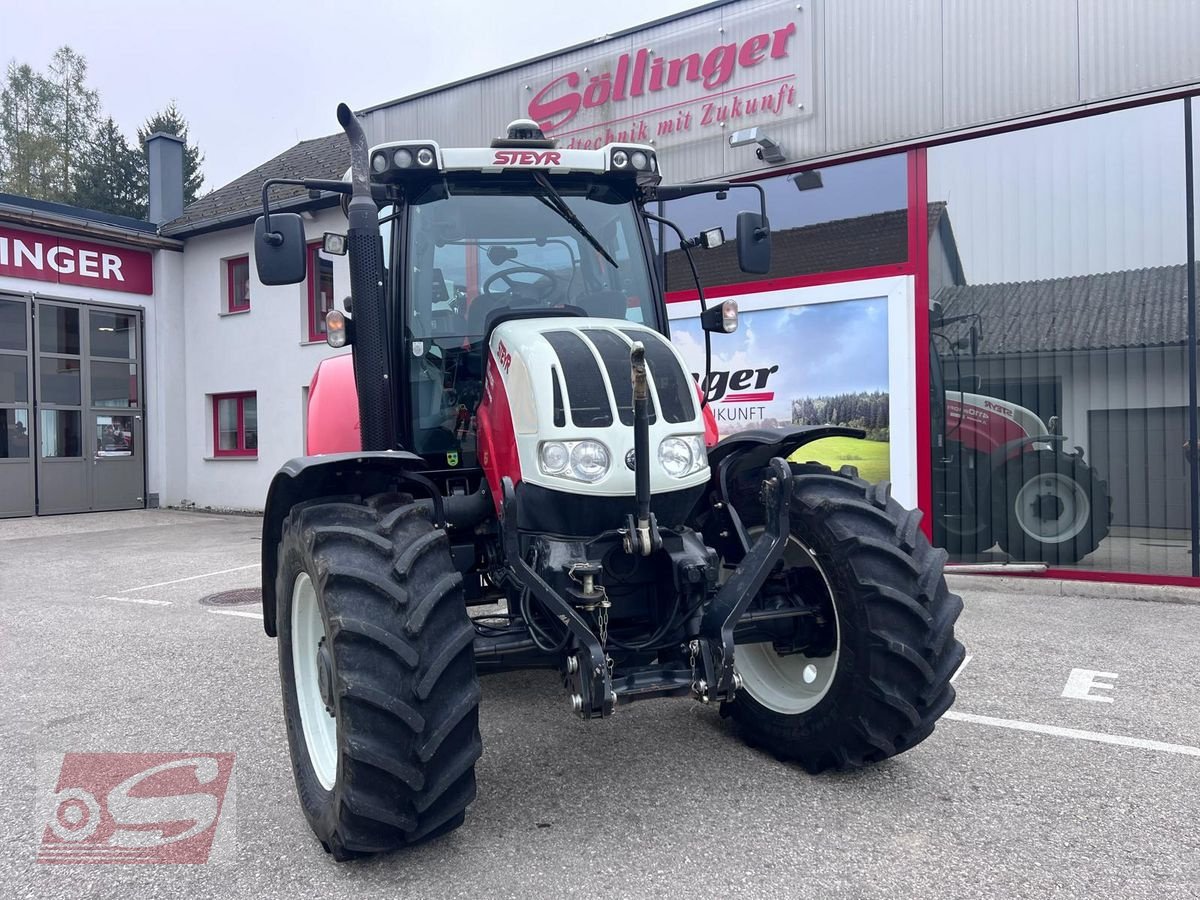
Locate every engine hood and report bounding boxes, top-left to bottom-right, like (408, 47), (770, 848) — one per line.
(480, 317), (708, 498)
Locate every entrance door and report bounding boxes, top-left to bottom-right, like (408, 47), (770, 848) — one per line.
(86, 307), (144, 511)
(0, 294), (34, 517)
(33, 299), (145, 515)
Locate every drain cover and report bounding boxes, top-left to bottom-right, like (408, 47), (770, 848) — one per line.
(199, 588), (261, 607)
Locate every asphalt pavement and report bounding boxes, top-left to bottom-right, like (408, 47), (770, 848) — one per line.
(0, 509), (1197, 899)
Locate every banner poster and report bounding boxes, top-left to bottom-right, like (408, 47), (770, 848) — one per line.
(670, 288), (892, 483)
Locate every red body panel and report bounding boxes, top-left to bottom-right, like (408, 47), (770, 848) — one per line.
(306, 353), (361, 455)
(946, 397), (1028, 457)
(476, 352), (522, 514)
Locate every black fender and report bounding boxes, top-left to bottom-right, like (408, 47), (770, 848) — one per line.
(259, 450), (428, 637)
(701, 426), (865, 560)
(988, 433), (1078, 474)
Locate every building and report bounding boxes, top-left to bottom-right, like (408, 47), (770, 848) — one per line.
(6, 0), (1200, 587)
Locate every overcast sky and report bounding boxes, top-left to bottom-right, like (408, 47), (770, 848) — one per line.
(1, 0), (701, 192)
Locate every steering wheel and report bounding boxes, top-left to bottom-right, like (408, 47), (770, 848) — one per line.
(482, 266), (561, 302)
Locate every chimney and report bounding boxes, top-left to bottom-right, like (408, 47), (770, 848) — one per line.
(146, 131), (185, 224)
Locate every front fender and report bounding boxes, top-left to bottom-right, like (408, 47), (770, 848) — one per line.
(701, 426), (865, 561)
(260, 450), (426, 636)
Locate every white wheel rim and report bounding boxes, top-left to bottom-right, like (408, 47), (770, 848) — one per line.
(291, 571), (337, 790)
(1013, 471), (1090, 544)
(730, 534), (841, 715)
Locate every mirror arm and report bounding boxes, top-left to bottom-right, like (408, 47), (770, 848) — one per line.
(651, 182), (767, 223)
(259, 178), (354, 244)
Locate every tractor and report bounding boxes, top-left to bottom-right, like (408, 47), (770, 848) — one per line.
(930, 305), (1112, 564)
(252, 104), (965, 860)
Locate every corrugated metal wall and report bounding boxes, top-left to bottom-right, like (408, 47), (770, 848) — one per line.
(360, 0), (1200, 182)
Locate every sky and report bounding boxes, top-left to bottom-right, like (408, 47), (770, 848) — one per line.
(0, 0), (701, 192)
(673, 296), (890, 404)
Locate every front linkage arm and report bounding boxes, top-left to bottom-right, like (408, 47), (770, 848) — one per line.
(500, 477), (615, 718)
(699, 456), (793, 702)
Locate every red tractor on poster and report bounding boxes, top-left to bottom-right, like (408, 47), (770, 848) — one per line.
(248, 105), (965, 860)
(930, 306), (1112, 564)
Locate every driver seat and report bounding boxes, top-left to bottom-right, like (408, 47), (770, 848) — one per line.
(466, 293), (507, 338)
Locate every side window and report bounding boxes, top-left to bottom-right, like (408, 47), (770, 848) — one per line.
(224, 256), (250, 313)
(212, 391), (257, 457)
(306, 242), (335, 342)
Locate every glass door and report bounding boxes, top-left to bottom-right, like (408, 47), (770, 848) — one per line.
(87, 307), (143, 511)
(0, 294), (34, 517)
(35, 300), (87, 514)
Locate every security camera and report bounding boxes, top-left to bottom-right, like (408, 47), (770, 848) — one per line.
(728, 127), (785, 164)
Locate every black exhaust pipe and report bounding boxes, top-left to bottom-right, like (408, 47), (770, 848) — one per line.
(337, 103), (395, 452)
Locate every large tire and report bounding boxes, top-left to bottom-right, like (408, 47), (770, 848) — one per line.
(933, 451), (995, 557)
(724, 463), (965, 773)
(995, 450), (1111, 565)
(276, 494), (482, 860)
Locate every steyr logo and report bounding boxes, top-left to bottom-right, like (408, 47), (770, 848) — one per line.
(695, 365), (779, 404)
(496, 340), (512, 373)
(492, 150), (562, 167)
(37, 752), (234, 864)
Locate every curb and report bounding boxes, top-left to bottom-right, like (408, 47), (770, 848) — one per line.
(945, 573), (1200, 607)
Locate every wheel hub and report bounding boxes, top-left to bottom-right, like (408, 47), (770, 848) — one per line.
(316, 637), (335, 717)
(1033, 492), (1065, 521)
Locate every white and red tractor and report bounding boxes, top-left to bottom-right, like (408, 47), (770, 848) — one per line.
(931, 311), (1112, 564)
(249, 106), (965, 860)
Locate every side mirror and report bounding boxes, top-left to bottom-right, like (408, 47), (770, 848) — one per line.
(736, 211), (771, 274)
(254, 213), (307, 285)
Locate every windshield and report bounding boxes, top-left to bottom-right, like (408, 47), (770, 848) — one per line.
(407, 177), (655, 340)
(401, 176), (657, 467)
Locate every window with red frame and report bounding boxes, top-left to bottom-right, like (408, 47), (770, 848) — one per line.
(213, 392), (257, 457)
(226, 256), (251, 313)
(307, 242), (335, 341)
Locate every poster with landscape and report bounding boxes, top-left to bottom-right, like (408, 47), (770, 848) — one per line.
(671, 295), (890, 482)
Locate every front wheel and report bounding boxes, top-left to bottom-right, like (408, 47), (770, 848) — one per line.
(276, 494), (482, 860)
(725, 463), (965, 773)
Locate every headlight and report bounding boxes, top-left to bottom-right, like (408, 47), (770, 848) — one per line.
(393, 148), (413, 168)
(416, 147), (436, 167)
(539, 441), (569, 475)
(371, 152), (389, 174)
(538, 439), (611, 483)
(612, 149), (629, 168)
(658, 435), (707, 478)
(570, 440), (610, 483)
(630, 150), (649, 170)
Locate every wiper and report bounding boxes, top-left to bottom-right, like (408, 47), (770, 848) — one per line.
(532, 172), (618, 268)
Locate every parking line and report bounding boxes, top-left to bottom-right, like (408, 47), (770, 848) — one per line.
(100, 595), (171, 606)
(950, 654), (973, 683)
(116, 564), (260, 594)
(945, 710), (1200, 758)
(208, 609), (263, 620)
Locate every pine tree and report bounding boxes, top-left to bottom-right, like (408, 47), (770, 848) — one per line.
(137, 101), (205, 206)
(0, 61), (58, 198)
(46, 46), (100, 200)
(72, 116), (145, 218)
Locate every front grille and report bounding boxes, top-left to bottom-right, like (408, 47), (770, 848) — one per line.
(581, 328), (657, 426)
(542, 331), (613, 427)
(621, 330), (695, 423)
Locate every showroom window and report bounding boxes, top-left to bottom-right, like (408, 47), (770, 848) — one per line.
(226, 256), (251, 313)
(307, 242), (335, 342)
(212, 391), (257, 457)
(660, 153), (909, 293)
(926, 99), (1192, 576)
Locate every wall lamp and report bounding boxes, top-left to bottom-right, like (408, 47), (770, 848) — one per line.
(728, 127), (786, 164)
